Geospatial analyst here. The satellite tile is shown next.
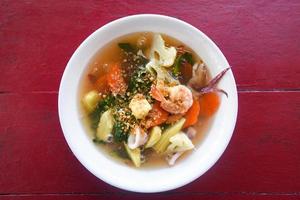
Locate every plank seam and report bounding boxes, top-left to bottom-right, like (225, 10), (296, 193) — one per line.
(0, 192), (299, 196)
(0, 89), (300, 95)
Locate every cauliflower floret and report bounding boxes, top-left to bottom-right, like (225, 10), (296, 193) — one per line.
(165, 132), (194, 165)
(145, 34), (179, 85)
(166, 132), (194, 153)
(146, 60), (179, 85)
(129, 94), (152, 119)
(149, 34), (177, 67)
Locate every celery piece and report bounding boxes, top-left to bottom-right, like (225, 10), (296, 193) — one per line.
(153, 118), (186, 154)
(145, 126), (162, 148)
(96, 109), (114, 142)
(124, 143), (141, 167)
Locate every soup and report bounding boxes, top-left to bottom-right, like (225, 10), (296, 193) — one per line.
(79, 32), (229, 167)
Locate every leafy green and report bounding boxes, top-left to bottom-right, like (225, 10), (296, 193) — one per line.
(112, 121), (129, 142)
(89, 95), (115, 130)
(172, 52), (194, 76)
(182, 52), (194, 65)
(118, 43), (135, 52)
(160, 123), (170, 131)
(128, 67), (153, 96)
(137, 55), (149, 67)
(120, 49), (148, 74)
(172, 56), (181, 76)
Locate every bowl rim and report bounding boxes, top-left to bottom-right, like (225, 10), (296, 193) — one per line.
(58, 14), (238, 193)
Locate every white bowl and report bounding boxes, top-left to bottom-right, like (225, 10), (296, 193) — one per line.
(58, 14), (238, 193)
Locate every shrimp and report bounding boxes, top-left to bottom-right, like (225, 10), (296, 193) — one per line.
(151, 84), (193, 114)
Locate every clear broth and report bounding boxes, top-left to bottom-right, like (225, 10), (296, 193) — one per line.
(79, 32), (214, 168)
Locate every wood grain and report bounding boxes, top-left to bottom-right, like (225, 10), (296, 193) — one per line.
(0, 0), (300, 93)
(1, 0), (300, 199)
(0, 92), (299, 195)
(0, 193), (300, 200)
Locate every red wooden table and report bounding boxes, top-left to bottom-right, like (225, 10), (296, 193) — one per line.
(1, 1), (300, 199)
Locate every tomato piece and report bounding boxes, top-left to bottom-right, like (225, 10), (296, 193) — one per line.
(107, 63), (127, 95)
(94, 75), (109, 94)
(166, 114), (184, 124)
(145, 102), (169, 128)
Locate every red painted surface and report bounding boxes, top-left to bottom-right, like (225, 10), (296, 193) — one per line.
(0, 1), (299, 199)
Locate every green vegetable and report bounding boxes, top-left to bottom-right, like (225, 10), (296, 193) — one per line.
(173, 52), (194, 76)
(182, 52), (194, 65)
(172, 56), (181, 76)
(118, 43), (135, 52)
(112, 121), (129, 142)
(160, 123), (170, 131)
(124, 143), (141, 167)
(153, 118), (186, 154)
(145, 126), (162, 148)
(120, 49), (149, 81)
(89, 95), (115, 130)
(96, 109), (114, 142)
(137, 55), (149, 66)
(82, 90), (100, 113)
(128, 67), (154, 98)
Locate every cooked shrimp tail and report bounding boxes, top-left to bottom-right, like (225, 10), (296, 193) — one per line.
(150, 84), (165, 102)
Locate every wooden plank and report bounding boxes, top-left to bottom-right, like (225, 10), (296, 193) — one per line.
(0, 193), (300, 200)
(0, 92), (299, 194)
(1, 1), (300, 92)
(180, 91), (300, 193)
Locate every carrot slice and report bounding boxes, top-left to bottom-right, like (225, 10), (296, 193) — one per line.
(107, 63), (127, 95)
(145, 102), (169, 128)
(183, 98), (200, 128)
(199, 92), (220, 117)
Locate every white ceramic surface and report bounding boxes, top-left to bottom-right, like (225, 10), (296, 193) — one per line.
(58, 14), (238, 193)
